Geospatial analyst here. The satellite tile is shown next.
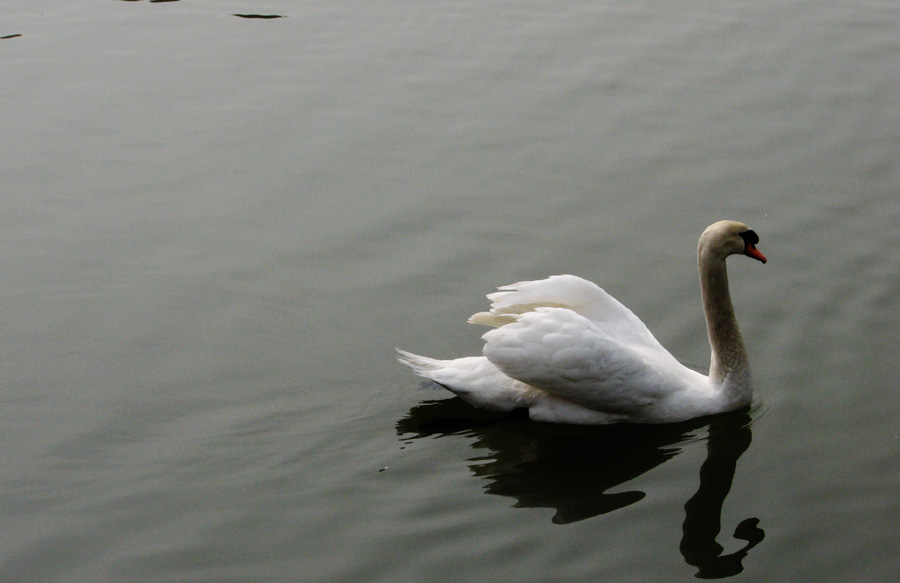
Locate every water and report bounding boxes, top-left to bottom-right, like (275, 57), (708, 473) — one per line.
(2, 1), (898, 581)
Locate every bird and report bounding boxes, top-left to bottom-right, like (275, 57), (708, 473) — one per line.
(397, 220), (767, 425)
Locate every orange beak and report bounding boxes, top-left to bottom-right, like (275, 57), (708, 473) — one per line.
(744, 244), (767, 263)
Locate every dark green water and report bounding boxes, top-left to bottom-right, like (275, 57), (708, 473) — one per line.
(2, 1), (898, 581)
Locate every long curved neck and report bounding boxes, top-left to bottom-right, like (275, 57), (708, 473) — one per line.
(698, 248), (752, 405)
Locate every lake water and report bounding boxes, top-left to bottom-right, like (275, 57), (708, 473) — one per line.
(2, 1), (898, 581)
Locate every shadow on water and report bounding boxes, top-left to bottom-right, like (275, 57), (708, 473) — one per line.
(397, 397), (765, 579)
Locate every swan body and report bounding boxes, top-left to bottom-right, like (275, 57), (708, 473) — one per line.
(398, 220), (767, 424)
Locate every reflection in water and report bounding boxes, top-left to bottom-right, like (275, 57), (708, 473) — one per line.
(397, 398), (764, 578)
(680, 415), (765, 578)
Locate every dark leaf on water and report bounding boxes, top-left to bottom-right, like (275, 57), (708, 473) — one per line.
(234, 14), (284, 19)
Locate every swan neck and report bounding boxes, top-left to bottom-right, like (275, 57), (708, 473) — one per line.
(699, 248), (752, 403)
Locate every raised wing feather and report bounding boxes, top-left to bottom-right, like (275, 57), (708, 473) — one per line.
(470, 275), (666, 353)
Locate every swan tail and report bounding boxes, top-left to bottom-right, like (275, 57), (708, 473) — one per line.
(395, 348), (445, 378)
(396, 348), (536, 412)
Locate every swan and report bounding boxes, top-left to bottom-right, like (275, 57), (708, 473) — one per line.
(397, 220), (767, 424)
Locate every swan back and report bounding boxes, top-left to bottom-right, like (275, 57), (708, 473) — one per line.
(480, 305), (711, 418)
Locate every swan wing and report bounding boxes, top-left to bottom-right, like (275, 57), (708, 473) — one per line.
(482, 307), (698, 415)
(470, 275), (666, 353)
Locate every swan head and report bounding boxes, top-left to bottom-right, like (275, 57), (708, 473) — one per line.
(699, 220), (767, 264)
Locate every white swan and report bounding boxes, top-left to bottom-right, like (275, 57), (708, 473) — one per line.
(397, 220), (767, 424)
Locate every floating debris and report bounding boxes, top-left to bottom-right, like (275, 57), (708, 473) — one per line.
(233, 14), (284, 19)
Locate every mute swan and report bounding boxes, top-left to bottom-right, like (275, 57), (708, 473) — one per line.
(397, 220), (767, 424)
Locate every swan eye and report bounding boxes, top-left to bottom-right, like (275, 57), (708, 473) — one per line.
(739, 230), (759, 246)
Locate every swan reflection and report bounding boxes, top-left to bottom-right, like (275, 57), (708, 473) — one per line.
(397, 398), (764, 579)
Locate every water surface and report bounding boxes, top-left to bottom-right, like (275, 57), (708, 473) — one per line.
(1, 1), (898, 581)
